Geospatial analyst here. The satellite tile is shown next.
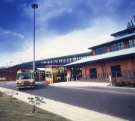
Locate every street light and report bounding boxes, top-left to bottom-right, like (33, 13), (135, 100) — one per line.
(32, 3), (38, 73)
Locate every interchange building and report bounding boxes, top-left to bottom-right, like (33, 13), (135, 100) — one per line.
(66, 26), (135, 85)
(0, 19), (135, 85)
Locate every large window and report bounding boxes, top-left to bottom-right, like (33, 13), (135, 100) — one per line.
(110, 42), (124, 51)
(90, 68), (97, 79)
(45, 72), (52, 78)
(95, 46), (107, 55)
(16, 72), (33, 80)
(128, 39), (135, 48)
(111, 65), (122, 78)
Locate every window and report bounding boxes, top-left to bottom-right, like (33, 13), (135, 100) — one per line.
(110, 42), (124, 51)
(128, 39), (135, 48)
(16, 72), (33, 80)
(95, 46), (107, 55)
(63, 59), (65, 63)
(45, 72), (52, 78)
(70, 58), (72, 62)
(90, 68), (97, 79)
(55, 60), (58, 63)
(68, 58), (70, 62)
(60, 59), (62, 63)
(111, 65), (122, 78)
(73, 57), (76, 61)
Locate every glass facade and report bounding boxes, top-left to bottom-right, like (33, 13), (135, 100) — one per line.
(110, 42), (124, 51)
(95, 46), (107, 55)
(128, 39), (135, 48)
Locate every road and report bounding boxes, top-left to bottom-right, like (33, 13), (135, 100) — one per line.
(0, 81), (135, 121)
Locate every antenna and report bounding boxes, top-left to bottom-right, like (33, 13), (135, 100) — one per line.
(127, 21), (133, 28)
(133, 16), (135, 25)
(130, 20), (134, 27)
(127, 16), (135, 28)
(127, 22), (131, 28)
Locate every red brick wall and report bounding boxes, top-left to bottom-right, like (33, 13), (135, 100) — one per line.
(0, 67), (18, 81)
(82, 66), (90, 79)
(81, 57), (135, 82)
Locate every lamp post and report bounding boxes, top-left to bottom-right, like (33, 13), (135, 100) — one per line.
(32, 3), (38, 73)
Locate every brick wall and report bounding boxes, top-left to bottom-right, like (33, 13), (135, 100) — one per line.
(81, 57), (135, 84)
(0, 67), (18, 81)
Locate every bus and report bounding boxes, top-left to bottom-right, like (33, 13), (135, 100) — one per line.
(45, 66), (65, 84)
(16, 70), (35, 89)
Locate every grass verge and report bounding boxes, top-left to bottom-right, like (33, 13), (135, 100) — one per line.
(0, 91), (71, 121)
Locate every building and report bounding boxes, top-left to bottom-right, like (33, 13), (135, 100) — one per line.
(66, 25), (135, 86)
(0, 52), (90, 81)
(0, 67), (17, 81)
(16, 52), (91, 68)
(1, 19), (135, 85)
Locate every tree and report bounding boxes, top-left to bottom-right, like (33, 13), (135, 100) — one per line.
(28, 96), (45, 113)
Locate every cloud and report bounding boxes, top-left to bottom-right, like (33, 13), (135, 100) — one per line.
(22, 0), (135, 37)
(1, 0), (135, 67)
(0, 28), (25, 53)
(35, 17), (120, 59)
(0, 17), (121, 67)
(23, 0), (95, 35)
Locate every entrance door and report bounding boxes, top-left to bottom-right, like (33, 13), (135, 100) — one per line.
(111, 65), (122, 78)
(90, 68), (97, 79)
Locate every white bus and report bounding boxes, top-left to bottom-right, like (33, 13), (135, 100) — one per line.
(16, 70), (35, 89)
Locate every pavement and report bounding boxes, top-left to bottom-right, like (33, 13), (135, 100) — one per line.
(50, 81), (110, 87)
(51, 81), (135, 96)
(0, 81), (135, 121)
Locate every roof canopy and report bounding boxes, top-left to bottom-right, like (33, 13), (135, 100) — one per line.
(65, 47), (135, 66)
(89, 33), (135, 49)
(111, 27), (135, 37)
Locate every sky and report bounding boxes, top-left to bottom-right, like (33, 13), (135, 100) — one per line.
(0, 0), (135, 67)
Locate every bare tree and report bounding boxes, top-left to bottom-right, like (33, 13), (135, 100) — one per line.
(28, 96), (45, 113)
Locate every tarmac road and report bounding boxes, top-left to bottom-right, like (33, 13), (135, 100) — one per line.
(0, 81), (135, 121)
